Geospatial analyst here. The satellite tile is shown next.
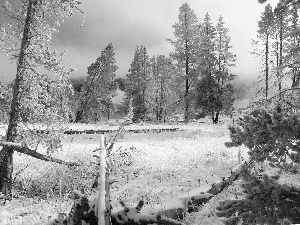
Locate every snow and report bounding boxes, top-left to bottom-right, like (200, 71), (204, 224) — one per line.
(0, 121), (250, 225)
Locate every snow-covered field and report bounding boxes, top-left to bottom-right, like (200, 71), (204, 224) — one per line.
(0, 120), (250, 225)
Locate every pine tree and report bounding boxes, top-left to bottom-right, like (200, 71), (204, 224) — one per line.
(285, 4), (300, 87)
(196, 14), (236, 123)
(273, 2), (289, 95)
(125, 45), (152, 122)
(217, 109), (300, 224)
(75, 43), (118, 122)
(215, 16), (236, 119)
(215, 16), (236, 86)
(0, 0), (81, 196)
(198, 13), (217, 76)
(150, 55), (180, 122)
(252, 4), (275, 99)
(167, 3), (200, 121)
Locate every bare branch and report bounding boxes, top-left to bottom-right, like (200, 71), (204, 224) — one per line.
(92, 119), (129, 154)
(269, 87), (300, 100)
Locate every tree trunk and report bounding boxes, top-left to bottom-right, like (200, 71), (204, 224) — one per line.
(278, 15), (283, 99)
(185, 79), (189, 122)
(74, 109), (84, 123)
(214, 111), (220, 124)
(211, 111), (220, 124)
(184, 36), (189, 122)
(107, 105), (110, 121)
(211, 112), (215, 123)
(265, 34), (269, 99)
(0, 0), (35, 196)
(158, 76), (164, 123)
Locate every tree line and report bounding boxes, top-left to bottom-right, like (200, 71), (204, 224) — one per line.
(0, 3), (238, 124)
(64, 3), (237, 124)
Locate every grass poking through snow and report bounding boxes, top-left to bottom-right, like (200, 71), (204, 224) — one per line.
(0, 121), (249, 225)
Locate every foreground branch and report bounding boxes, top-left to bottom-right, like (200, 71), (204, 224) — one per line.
(0, 141), (78, 166)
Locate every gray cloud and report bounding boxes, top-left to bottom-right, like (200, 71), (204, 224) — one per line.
(0, 0), (280, 82)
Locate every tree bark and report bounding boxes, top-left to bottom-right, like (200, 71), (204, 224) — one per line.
(0, 0), (36, 195)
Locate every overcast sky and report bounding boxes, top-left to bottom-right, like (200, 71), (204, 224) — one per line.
(0, 0), (279, 83)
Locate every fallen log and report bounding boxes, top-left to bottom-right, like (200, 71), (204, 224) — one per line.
(108, 164), (250, 225)
(110, 200), (185, 225)
(57, 162), (253, 225)
(57, 185), (213, 225)
(111, 185), (214, 224)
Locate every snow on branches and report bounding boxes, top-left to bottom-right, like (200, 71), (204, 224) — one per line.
(219, 108), (300, 224)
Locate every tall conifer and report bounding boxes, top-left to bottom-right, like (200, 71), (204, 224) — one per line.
(167, 3), (200, 121)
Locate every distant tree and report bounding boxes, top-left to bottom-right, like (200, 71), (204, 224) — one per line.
(0, 0), (81, 196)
(198, 13), (217, 76)
(167, 3), (200, 121)
(273, 2), (289, 95)
(149, 55), (180, 122)
(196, 14), (236, 122)
(252, 4), (275, 99)
(215, 15), (236, 116)
(75, 43), (118, 122)
(125, 45), (152, 122)
(215, 15), (236, 85)
(285, 4), (300, 87)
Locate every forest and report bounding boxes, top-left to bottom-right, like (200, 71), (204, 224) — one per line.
(0, 0), (300, 225)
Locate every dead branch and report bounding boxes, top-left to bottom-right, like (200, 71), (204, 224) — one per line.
(97, 118), (131, 154)
(0, 141), (78, 166)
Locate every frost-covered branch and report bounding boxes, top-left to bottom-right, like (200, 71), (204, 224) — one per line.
(0, 141), (78, 166)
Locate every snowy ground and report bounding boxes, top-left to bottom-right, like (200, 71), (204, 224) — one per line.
(0, 120), (252, 225)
